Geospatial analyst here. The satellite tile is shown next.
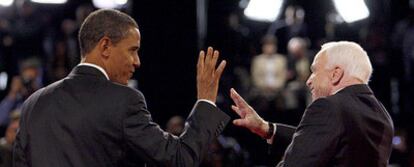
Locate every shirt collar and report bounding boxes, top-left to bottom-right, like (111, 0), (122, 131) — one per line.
(333, 87), (344, 95)
(78, 63), (109, 80)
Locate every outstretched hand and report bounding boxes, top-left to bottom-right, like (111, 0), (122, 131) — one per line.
(197, 47), (226, 103)
(230, 88), (269, 138)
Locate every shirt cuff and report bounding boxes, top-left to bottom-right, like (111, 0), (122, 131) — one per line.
(197, 99), (216, 107)
(266, 123), (277, 144)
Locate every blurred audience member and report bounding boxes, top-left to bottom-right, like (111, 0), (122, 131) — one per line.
(0, 58), (42, 128)
(166, 115), (185, 136)
(48, 40), (71, 82)
(75, 4), (94, 28)
(201, 135), (250, 167)
(392, 8), (414, 123)
(250, 35), (287, 136)
(392, 9), (414, 166)
(0, 110), (20, 167)
(269, 5), (308, 54)
(283, 37), (311, 125)
(364, 21), (392, 116)
(251, 35), (287, 97)
(9, 1), (45, 64)
(389, 129), (409, 166)
(286, 37), (311, 83)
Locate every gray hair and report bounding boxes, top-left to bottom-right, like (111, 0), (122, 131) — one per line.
(78, 9), (138, 57)
(321, 41), (373, 83)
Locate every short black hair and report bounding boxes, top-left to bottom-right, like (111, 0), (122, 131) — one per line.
(78, 9), (138, 57)
(261, 35), (277, 45)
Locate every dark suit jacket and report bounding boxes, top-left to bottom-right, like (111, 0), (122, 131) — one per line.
(272, 84), (394, 167)
(13, 65), (230, 167)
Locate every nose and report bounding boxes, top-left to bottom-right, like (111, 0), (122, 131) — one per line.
(306, 75), (312, 88)
(133, 54), (141, 68)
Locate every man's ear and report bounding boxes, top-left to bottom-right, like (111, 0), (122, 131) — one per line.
(331, 66), (344, 85)
(98, 36), (112, 59)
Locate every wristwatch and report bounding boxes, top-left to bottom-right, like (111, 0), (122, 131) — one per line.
(265, 121), (274, 139)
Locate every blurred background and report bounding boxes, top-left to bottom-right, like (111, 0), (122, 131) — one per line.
(0, 0), (413, 166)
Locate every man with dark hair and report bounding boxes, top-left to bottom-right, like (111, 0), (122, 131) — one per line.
(13, 9), (229, 167)
(78, 9), (138, 56)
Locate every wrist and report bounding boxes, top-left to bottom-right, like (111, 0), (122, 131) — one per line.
(197, 95), (216, 103)
(256, 120), (269, 139)
(263, 122), (274, 139)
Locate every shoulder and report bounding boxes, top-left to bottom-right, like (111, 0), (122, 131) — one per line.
(106, 82), (145, 102)
(23, 87), (45, 105)
(306, 97), (337, 112)
(252, 55), (264, 63)
(302, 97), (342, 126)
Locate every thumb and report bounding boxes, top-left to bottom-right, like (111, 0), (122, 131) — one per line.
(233, 119), (246, 127)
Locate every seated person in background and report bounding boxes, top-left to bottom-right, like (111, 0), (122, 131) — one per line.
(251, 35), (287, 98)
(0, 58), (42, 128)
(0, 110), (20, 167)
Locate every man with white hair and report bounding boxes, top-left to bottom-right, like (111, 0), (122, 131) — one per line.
(229, 41), (394, 166)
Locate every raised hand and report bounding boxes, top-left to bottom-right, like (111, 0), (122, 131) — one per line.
(197, 47), (226, 103)
(230, 88), (269, 138)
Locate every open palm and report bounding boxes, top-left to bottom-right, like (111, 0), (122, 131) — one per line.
(230, 88), (268, 138)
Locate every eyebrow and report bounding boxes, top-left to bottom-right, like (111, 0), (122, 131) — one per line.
(310, 65), (315, 72)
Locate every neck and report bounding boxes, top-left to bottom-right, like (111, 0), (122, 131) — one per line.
(330, 77), (364, 95)
(81, 53), (106, 72)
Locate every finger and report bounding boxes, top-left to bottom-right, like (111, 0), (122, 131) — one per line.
(214, 60), (226, 81)
(210, 50), (219, 69)
(197, 50), (205, 74)
(230, 88), (254, 114)
(230, 88), (240, 104)
(233, 119), (246, 127)
(229, 88), (239, 105)
(205, 47), (213, 69)
(230, 88), (249, 109)
(231, 105), (243, 117)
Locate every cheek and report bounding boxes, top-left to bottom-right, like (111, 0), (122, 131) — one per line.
(318, 78), (331, 94)
(313, 76), (327, 91)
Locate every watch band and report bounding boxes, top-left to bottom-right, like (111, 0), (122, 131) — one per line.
(265, 121), (274, 139)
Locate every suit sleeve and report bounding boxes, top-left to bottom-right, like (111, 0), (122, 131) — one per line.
(13, 119), (28, 167)
(277, 98), (343, 167)
(13, 89), (44, 167)
(268, 123), (296, 164)
(123, 90), (230, 167)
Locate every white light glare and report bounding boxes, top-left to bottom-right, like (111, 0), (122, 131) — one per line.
(333, 0), (370, 23)
(92, 0), (128, 9)
(31, 0), (67, 4)
(0, 0), (14, 7)
(0, 72), (8, 91)
(244, 0), (283, 22)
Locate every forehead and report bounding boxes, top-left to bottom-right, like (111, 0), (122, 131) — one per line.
(311, 50), (327, 68)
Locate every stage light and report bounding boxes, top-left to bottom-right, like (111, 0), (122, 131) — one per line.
(92, 0), (128, 9)
(244, 0), (284, 22)
(0, 0), (13, 7)
(0, 72), (7, 91)
(114, 0), (127, 5)
(30, 0), (66, 4)
(333, 0), (370, 23)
